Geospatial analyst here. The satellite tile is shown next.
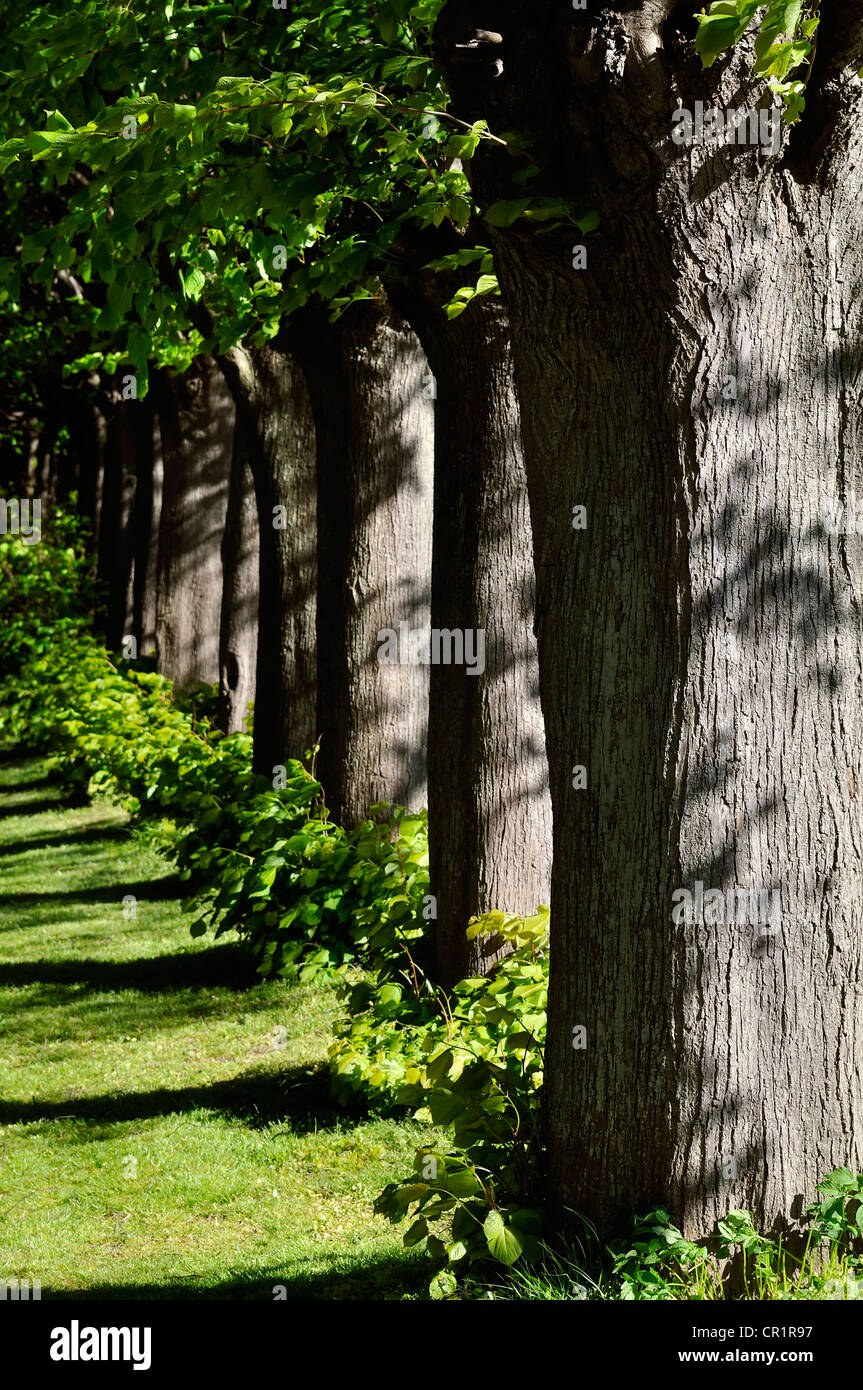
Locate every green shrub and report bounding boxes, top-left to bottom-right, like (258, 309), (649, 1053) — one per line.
(0, 508), (435, 986)
(0, 511), (548, 1285)
(368, 908), (548, 1275)
(477, 1173), (863, 1301)
(7, 514), (863, 1300)
(0, 503), (93, 681)
(177, 794), (431, 985)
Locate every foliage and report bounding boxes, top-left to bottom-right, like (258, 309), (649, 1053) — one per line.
(0, 516), (550, 1285)
(478, 1173), (863, 1300)
(0, 0), (584, 394)
(0, 516), (433, 986)
(807, 1166), (863, 1246)
(695, 0), (821, 121)
(5, 504), (863, 1301)
(0, 503), (93, 676)
(369, 908), (548, 1273)
(2, 0), (861, 1307)
(0, 757), (431, 1300)
(6, 657), (434, 984)
(611, 1188), (863, 1300)
(179, 796), (432, 987)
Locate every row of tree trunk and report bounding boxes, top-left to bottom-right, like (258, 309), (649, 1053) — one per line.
(429, 0), (863, 1244)
(57, 290), (552, 989)
(21, 0), (863, 1256)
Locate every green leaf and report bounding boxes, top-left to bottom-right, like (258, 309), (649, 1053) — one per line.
(438, 1168), (483, 1199)
(816, 1167), (859, 1197)
(21, 232), (53, 265)
(427, 1092), (466, 1127)
(483, 1210), (525, 1266)
(426, 1048), (454, 1082)
(428, 1269), (457, 1299)
(754, 1), (804, 65)
(44, 110), (73, 132)
(272, 109), (294, 139)
(180, 267), (206, 301)
(484, 198), (531, 228)
(695, 1), (761, 67)
(574, 209), (600, 235)
(403, 1216), (429, 1247)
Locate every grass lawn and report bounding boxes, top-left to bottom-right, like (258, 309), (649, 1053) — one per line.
(0, 755), (431, 1299)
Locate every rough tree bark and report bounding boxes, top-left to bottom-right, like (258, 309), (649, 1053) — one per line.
(289, 298), (434, 828)
(437, 2), (863, 1237)
(77, 386), (108, 555)
(218, 406), (260, 735)
(127, 395), (157, 656)
(392, 280), (552, 986)
(27, 376), (102, 515)
(137, 408), (162, 659)
(97, 396), (148, 651)
(154, 357), (234, 691)
(219, 345), (317, 772)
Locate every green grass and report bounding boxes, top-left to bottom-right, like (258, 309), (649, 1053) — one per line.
(0, 756), (431, 1299)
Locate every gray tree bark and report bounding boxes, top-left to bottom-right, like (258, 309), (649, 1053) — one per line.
(218, 409), (260, 735)
(290, 298), (434, 828)
(437, 2), (863, 1237)
(219, 345), (317, 773)
(97, 396), (149, 652)
(394, 282), (551, 986)
(77, 389), (107, 560)
(138, 408), (162, 659)
(154, 357), (234, 691)
(127, 395), (157, 657)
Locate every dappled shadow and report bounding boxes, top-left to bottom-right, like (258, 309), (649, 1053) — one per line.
(0, 791), (83, 820)
(0, 943), (259, 993)
(0, 1062), (347, 1131)
(36, 1253), (429, 1300)
(0, 984), (288, 1050)
(525, 184), (863, 1239)
(0, 822), (128, 859)
(0, 748), (29, 766)
(0, 772), (54, 795)
(0, 876), (185, 909)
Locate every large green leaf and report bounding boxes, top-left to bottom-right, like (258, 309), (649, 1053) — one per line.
(483, 1211), (525, 1266)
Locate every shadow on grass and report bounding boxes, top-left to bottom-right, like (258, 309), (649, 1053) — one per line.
(38, 1254), (430, 1300)
(0, 772), (55, 794)
(0, 823), (129, 859)
(0, 943), (259, 991)
(0, 748), (42, 770)
(0, 792), (89, 821)
(0, 1062), (351, 1132)
(0, 876), (185, 908)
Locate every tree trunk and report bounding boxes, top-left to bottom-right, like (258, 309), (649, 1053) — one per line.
(77, 389), (107, 559)
(97, 397), (142, 651)
(138, 407), (162, 659)
(218, 407), (260, 735)
(128, 396), (157, 656)
(394, 283), (552, 985)
(437, 3), (863, 1237)
(34, 418), (58, 505)
(219, 345), (317, 772)
(290, 298), (434, 827)
(154, 357), (234, 691)
(50, 386), (89, 507)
